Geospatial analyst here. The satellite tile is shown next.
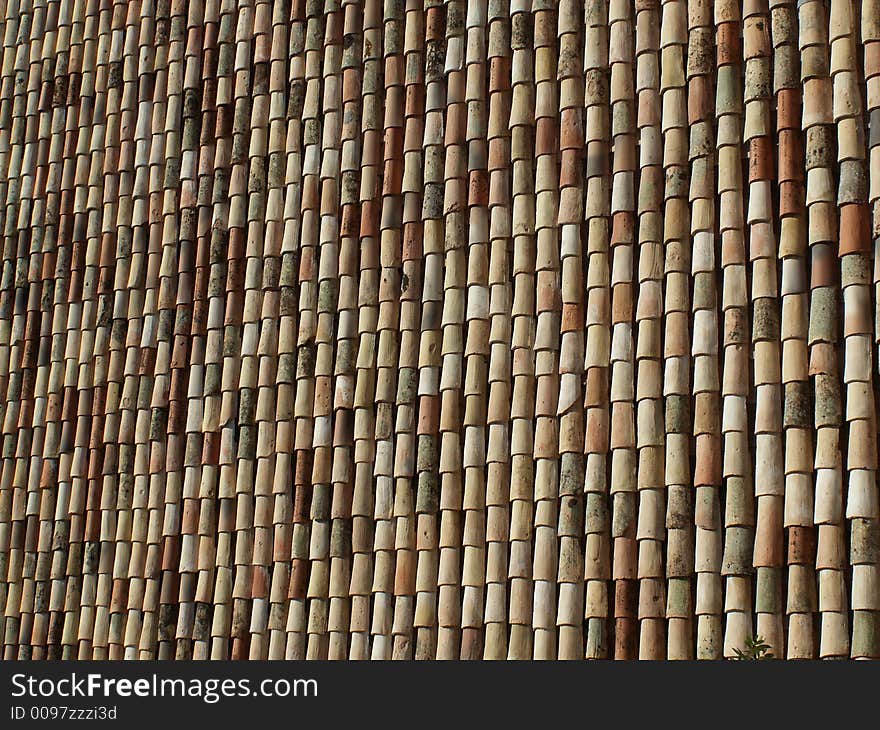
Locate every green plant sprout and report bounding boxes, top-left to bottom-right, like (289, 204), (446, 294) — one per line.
(732, 635), (775, 660)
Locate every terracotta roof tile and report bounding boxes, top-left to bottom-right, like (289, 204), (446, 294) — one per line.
(6, 0), (880, 661)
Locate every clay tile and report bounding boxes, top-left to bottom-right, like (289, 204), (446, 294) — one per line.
(810, 243), (837, 289)
(716, 22), (740, 67)
(687, 75), (710, 125)
(560, 107), (583, 150)
(866, 40), (880, 78)
(779, 182), (804, 216)
(693, 434), (721, 486)
(778, 130), (804, 184)
(839, 204), (870, 256)
(559, 149), (581, 189)
(749, 136), (773, 182)
(535, 116), (557, 156)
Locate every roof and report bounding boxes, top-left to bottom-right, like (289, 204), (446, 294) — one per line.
(0, 0), (876, 660)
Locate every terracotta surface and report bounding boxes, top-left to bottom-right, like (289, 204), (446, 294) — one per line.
(1, 0), (880, 661)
